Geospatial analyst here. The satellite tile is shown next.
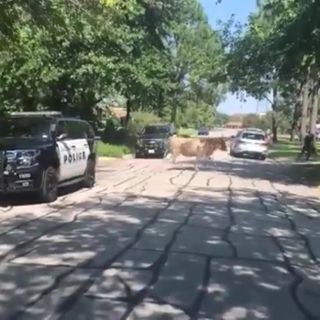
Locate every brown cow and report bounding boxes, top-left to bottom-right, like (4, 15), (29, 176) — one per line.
(167, 136), (228, 169)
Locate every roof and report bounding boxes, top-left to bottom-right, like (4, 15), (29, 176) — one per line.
(242, 129), (265, 135)
(9, 111), (62, 118)
(225, 122), (243, 127)
(245, 127), (264, 132)
(108, 107), (126, 119)
(147, 123), (171, 127)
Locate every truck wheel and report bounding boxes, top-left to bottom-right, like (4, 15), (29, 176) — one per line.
(40, 166), (58, 203)
(83, 159), (96, 188)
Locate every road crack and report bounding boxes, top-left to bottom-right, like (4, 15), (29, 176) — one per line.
(12, 171), (197, 320)
(270, 183), (318, 265)
(222, 175), (237, 258)
(271, 236), (319, 320)
(120, 202), (198, 319)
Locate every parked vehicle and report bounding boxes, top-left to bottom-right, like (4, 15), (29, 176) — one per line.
(230, 129), (268, 160)
(135, 123), (175, 158)
(197, 126), (209, 136)
(0, 112), (98, 202)
(245, 127), (265, 133)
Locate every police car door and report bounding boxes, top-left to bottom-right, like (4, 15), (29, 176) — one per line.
(55, 120), (78, 181)
(66, 120), (89, 177)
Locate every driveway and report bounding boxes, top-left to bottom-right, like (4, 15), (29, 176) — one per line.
(0, 153), (319, 320)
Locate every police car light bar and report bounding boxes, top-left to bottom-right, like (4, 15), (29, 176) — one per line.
(10, 111), (62, 117)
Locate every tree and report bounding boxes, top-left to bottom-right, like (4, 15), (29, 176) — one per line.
(0, 0), (227, 127)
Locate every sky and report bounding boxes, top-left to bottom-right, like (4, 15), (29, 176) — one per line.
(200, 0), (270, 115)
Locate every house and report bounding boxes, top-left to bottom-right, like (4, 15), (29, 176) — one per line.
(225, 121), (243, 129)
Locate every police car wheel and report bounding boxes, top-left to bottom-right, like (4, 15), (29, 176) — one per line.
(40, 167), (58, 203)
(83, 159), (95, 188)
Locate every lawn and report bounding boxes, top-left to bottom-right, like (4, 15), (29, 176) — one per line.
(177, 128), (197, 137)
(97, 142), (131, 158)
(268, 139), (302, 160)
(269, 138), (320, 187)
(269, 138), (320, 161)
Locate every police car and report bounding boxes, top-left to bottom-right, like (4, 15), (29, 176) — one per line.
(0, 112), (98, 202)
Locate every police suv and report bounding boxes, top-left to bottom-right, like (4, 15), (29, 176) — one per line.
(0, 112), (98, 202)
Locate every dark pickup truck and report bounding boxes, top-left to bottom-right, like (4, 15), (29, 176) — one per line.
(135, 124), (175, 158)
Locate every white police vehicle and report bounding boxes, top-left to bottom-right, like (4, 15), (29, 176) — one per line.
(0, 112), (98, 202)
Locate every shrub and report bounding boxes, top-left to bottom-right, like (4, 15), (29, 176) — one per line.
(102, 112), (162, 147)
(177, 128), (197, 137)
(97, 142), (131, 158)
(128, 111), (162, 135)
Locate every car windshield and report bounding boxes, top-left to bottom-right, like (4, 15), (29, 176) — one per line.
(143, 126), (169, 135)
(0, 117), (52, 139)
(242, 132), (265, 141)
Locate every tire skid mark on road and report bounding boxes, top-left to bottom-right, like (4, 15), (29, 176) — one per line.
(270, 182), (319, 266)
(22, 170), (197, 320)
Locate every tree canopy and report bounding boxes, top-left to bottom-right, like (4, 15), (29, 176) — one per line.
(0, 0), (226, 128)
(227, 0), (320, 141)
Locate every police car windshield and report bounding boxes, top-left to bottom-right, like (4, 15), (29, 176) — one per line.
(143, 126), (169, 135)
(0, 117), (52, 140)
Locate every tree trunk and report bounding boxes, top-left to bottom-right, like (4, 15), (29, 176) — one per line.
(290, 106), (299, 141)
(290, 84), (303, 141)
(309, 84), (319, 135)
(271, 86), (278, 143)
(300, 81), (310, 143)
(126, 98), (132, 127)
(170, 91), (178, 124)
(272, 114), (278, 143)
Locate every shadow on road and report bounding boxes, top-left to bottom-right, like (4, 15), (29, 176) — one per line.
(170, 158), (320, 187)
(0, 186), (319, 319)
(0, 183), (85, 207)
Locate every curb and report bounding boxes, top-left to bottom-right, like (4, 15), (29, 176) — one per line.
(98, 154), (134, 162)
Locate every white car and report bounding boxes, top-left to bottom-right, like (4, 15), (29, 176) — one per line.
(230, 130), (268, 160)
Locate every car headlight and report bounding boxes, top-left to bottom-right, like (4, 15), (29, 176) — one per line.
(137, 139), (143, 147)
(17, 150), (41, 167)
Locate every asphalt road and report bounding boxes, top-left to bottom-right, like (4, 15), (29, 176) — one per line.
(0, 153), (320, 320)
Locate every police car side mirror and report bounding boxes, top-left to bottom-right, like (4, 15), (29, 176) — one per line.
(57, 133), (67, 141)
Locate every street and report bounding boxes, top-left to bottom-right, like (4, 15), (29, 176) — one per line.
(0, 153), (320, 320)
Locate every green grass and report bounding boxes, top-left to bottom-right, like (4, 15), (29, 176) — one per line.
(97, 142), (131, 158)
(269, 138), (320, 187)
(269, 138), (320, 161)
(177, 128), (197, 137)
(268, 139), (302, 160)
